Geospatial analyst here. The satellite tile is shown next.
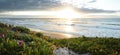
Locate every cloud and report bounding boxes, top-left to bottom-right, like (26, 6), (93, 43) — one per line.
(0, 0), (61, 11)
(79, 7), (118, 13)
(88, 0), (97, 3)
(0, 0), (119, 14)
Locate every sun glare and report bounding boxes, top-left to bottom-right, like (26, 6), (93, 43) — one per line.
(55, 7), (80, 18)
(2, 7), (81, 18)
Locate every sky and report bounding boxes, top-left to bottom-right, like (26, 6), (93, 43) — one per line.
(0, 0), (120, 18)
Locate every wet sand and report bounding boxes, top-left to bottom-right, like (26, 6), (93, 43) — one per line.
(29, 28), (76, 39)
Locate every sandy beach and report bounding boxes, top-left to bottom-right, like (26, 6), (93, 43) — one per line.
(29, 28), (76, 39)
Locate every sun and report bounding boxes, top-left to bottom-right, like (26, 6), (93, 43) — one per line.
(54, 7), (81, 18)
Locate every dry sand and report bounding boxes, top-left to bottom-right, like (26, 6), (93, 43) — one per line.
(29, 28), (76, 39)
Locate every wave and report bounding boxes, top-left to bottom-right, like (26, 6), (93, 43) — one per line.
(103, 23), (120, 26)
(0, 18), (120, 37)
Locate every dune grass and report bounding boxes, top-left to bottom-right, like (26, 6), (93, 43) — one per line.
(49, 37), (120, 55)
(0, 22), (120, 55)
(0, 22), (54, 55)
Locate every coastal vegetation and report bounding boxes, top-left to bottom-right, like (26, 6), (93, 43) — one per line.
(0, 22), (54, 55)
(50, 37), (120, 55)
(0, 22), (120, 55)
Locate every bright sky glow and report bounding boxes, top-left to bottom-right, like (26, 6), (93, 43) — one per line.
(0, 0), (120, 18)
(54, 7), (81, 18)
(1, 7), (81, 18)
(58, 0), (120, 10)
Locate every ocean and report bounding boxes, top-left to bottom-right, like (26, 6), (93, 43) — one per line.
(0, 18), (120, 38)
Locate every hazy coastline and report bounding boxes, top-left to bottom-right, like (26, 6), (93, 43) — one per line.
(0, 22), (120, 55)
(0, 18), (120, 38)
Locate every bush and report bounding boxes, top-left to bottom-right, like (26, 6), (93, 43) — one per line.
(12, 26), (30, 33)
(0, 22), (54, 55)
(0, 22), (13, 28)
(36, 32), (43, 37)
(52, 37), (120, 55)
(0, 22), (8, 28)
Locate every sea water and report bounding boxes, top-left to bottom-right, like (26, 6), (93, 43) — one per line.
(0, 18), (120, 38)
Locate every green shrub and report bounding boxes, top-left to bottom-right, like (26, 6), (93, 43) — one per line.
(12, 26), (30, 33)
(0, 22), (8, 28)
(36, 32), (43, 37)
(0, 22), (13, 28)
(52, 37), (120, 55)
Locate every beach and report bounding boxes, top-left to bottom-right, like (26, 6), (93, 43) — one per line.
(30, 28), (76, 39)
(0, 18), (120, 38)
(0, 0), (120, 55)
(0, 22), (120, 55)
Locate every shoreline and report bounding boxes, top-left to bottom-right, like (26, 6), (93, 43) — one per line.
(29, 28), (119, 39)
(29, 28), (76, 39)
(0, 22), (120, 55)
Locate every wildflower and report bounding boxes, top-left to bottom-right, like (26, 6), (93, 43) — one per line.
(1, 33), (5, 38)
(18, 40), (23, 46)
